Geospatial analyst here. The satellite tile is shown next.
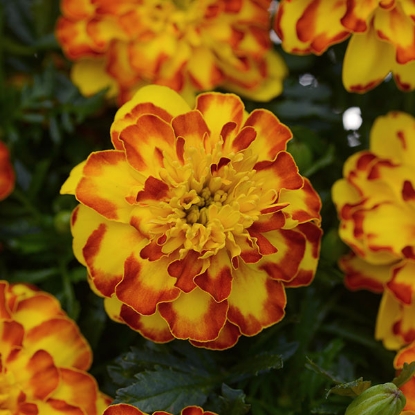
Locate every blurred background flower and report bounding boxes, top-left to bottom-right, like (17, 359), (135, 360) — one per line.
(104, 403), (217, 415)
(332, 111), (415, 351)
(55, 0), (287, 104)
(275, 0), (415, 92)
(0, 141), (15, 201)
(61, 84), (322, 350)
(0, 280), (111, 415)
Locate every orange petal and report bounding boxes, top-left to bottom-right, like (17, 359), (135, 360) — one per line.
(374, 4), (415, 64)
(0, 141), (15, 200)
(0, 320), (24, 360)
(340, 252), (392, 293)
(115, 253), (180, 316)
(387, 261), (415, 305)
(194, 249), (233, 302)
(195, 93), (245, 149)
(284, 222), (322, 287)
(171, 111), (210, 154)
(275, 0), (349, 55)
(227, 262), (286, 336)
(341, 0), (378, 32)
(0, 280), (12, 318)
(51, 368), (100, 415)
(119, 114), (176, 176)
(158, 288), (228, 342)
(61, 0), (95, 19)
(190, 320), (241, 350)
(243, 110), (292, 161)
(25, 318), (92, 371)
(258, 229), (306, 283)
(73, 205), (145, 297)
(104, 404), (147, 415)
(118, 305), (174, 343)
(8, 349), (59, 400)
(76, 150), (143, 222)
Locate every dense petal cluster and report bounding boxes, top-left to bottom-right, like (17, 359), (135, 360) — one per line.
(104, 404), (216, 415)
(56, 0), (287, 104)
(0, 280), (111, 415)
(332, 111), (415, 350)
(61, 85), (322, 350)
(0, 141), (14, 201)
(275, 0), (415, 92)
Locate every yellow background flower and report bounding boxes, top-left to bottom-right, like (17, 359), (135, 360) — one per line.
(0, 141), (14, 201)
(332, 111), (415, 350)
(275, 0), (415, 92)
(0, 280), (111, 415)
(56, 0), (287, 104)
(61, 84), (322, 350)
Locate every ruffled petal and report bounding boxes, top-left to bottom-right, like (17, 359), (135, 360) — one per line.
(51, 368), (100, 415)
(243, 110), (292, 161)
(340, 252), (392, 293)
(115, 253), (181, 316)
(342, 26), (395, 92)
(24, 318), (92, 371)
(104, 404), (147, 415)
(387, 260), (415, 305)
(227, 263), (286, 336)
(392, 58), (415, 91)
(190, 320), (241, 350)
(75, 150), (143, 222)
(275, 0), (349, 54)
(158, 288), (228, 342)
(72, 205), (145, 297)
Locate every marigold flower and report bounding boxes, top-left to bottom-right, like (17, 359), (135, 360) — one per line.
(0, 141), (15, 201)
(394, 343), (415, 414)
(104, 403), (216, 415)
(0, 280), (111, 415)
(274, 0), (415, 92)
(332, 111), (415, 350)
(61, 85), (322, 350)
(55, 0), (288, 104)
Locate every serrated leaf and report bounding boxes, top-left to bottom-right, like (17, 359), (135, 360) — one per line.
(225, 351), (284, 383)
(114, 367), (212, 414)
(326, 377), (371, 398)
(217, 384), (250, 415)
(393, 361), (415, 388)
(305, 357), (343, 384)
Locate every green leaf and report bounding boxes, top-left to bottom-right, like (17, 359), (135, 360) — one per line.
(225, 351), (284, 383)
(114, 367), (212, 414)
(392, 361), (415, 388)
(326, 378), (371, 398)
(215, 384), (250, 415)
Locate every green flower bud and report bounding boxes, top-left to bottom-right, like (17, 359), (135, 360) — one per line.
(345, 383), (406, 415)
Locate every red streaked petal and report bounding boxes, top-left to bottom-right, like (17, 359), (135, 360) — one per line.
(119, 114), (176, 176)
(158, 288), (228, 342)
(8, 349), (59, 400)
(243, 110), (292, 160)
(115, 253), (180, 316)
(194, 249), (233, 302)
(387, 261), (415, 305)
(227, 263), (286, 336)
(104, 404), (147, 415)
(171, 111), (210, 152)
(190, 320), (241, 350)
(195, 92), (245, 148)
(51, 368), (100, 415)
(258, 229), (305, 283)
(76, 150), (143, 222)
(119, 305), (175, 343)
(0, 281), (12, 318)
(0, 320), (24, 359)
(25, 318), (92, 371)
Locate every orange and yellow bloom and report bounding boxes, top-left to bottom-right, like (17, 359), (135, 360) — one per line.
(61, 85), (322, 350)
(275, 0), (415, 92)
(0, 141), (14, 201)
(0, 280), (111, 415)
(104, 404), (216, 415)
(332, 111), (415, 351)
(56, 0), (287, 104)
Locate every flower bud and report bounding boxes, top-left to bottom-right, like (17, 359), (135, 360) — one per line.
(345, 383), (405, 415)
